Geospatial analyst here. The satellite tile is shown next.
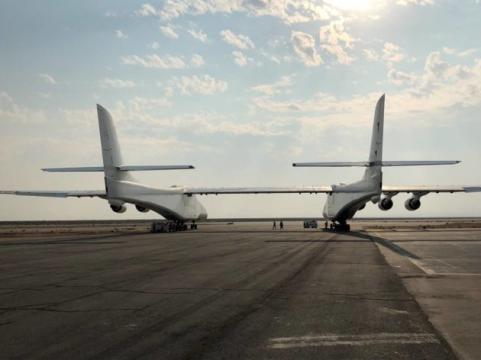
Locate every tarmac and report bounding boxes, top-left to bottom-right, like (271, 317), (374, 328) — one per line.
(1, 219), (480, 359)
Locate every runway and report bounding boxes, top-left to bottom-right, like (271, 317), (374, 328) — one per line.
(1, 220), (480, 359)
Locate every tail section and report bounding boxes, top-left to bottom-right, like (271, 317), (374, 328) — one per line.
(363, 94), (385, 189)
(96, 104), (133, 182)
(368, 94), (385, 164)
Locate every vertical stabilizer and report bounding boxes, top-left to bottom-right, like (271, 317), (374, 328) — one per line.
(96, 104), (132, 182)
(363, 95), (385, 189)
(369, 94), (385, 164)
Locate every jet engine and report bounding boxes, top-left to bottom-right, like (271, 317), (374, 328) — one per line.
(110, 204), (127, 213)
(378, 197), (393, 211)
(135, 205), (149, 213)
(404, 197), (421, 211)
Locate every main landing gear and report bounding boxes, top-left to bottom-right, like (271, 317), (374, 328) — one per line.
(324, 221), (351, 232)
(151, 220), (198, 233)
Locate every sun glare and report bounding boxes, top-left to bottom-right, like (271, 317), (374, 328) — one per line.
(327, 0), (373, 11)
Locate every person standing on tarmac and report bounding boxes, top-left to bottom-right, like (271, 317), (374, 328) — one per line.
(273, 221), (277, 230)
(280, 220), (284, 230)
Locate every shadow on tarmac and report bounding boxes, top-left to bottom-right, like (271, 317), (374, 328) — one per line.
(349, 231), (421, 260)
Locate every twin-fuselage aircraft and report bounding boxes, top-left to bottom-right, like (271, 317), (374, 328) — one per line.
(2, 95), (480, 231)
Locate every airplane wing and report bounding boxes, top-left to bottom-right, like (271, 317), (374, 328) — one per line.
(382, 185), (481, 194)
(0, 190), (106, 198)
(184, 186), (332, 195)
(184, 185), (481, 196)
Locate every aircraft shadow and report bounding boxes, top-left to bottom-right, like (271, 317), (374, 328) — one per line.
(349, 231), (421, 260)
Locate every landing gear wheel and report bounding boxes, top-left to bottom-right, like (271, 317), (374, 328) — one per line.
(333, 222), (350, 232)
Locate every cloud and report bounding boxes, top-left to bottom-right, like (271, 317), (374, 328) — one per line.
(38, 73), (57, 85)
(160, 24), (179, 39)
(362, 43), (406, 65)
(397, 0), (434, 5)
(115, 30), (128, 40)
(121, 54), (186, 69)
(104, 11), (117, 17)
(59, 108), (98, 128)
(387, 69), (416, 85)
(382, 42), (405, 64)
(443, 47), (477, 58)
(122, 53), (204, 69)
(291, 31), (322, 66)
(99, 78), (136, 89)
(319, 21), (354, 64)
(0, 92), (47, 124)
(135, 3), (158, 16)
(128, 96), (171, 112)
(417, 51), (474, 93)
(191, 54), (205, 67)
(363, 49), (379, 62)
(150, 41), (160, 49)
(188, 29), (208, 42)
(251, 76), (293, 95)
(232, 50), (252, 67)
(252, 51), (481, 124)
(111, 99), (285, 137)
(169, 75), (228, 95)
(155, 0), (333, 24)
(220, 29), (254, 49)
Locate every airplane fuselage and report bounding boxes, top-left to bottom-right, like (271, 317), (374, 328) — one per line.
(108, 179), (208, 221)
(323, 169), (382, 223)
(323, 190), (378, 222)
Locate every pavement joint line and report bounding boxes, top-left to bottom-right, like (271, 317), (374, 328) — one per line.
(267, 333), (440, 349)
(423, 272), (481, 276)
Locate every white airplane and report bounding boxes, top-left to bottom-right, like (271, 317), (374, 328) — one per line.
(2, 95), (480, 231)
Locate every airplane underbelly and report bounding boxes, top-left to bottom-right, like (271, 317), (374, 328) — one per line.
(141, 194), (207, 220)
(110, 180), (208, 221)
(323, 192), (374, 221)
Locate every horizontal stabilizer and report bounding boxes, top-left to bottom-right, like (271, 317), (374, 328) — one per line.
(293, 162), (370, 167)
(381, 160), (460, 166)
(382, 185), (481, 193)
(0, 190), (106, 198)
(117, 165), (194, 171)
(42, 167), (104, 172)
(293, 160), (460, 167)
(42, 165), (195, 172)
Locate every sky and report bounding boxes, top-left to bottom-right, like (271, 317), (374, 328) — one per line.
(1, 0), (481, 220)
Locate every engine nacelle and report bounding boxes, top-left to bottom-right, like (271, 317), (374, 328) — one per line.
(110, 204), (127, 213)
(404, 197), (421, 211)
(135, 205), (149, 213)
(378, 197), (393, 211)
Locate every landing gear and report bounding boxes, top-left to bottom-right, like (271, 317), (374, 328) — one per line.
(151, 220), (197, 233)
(335, 222), (350, 232)
(324, 221), (351, 232)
